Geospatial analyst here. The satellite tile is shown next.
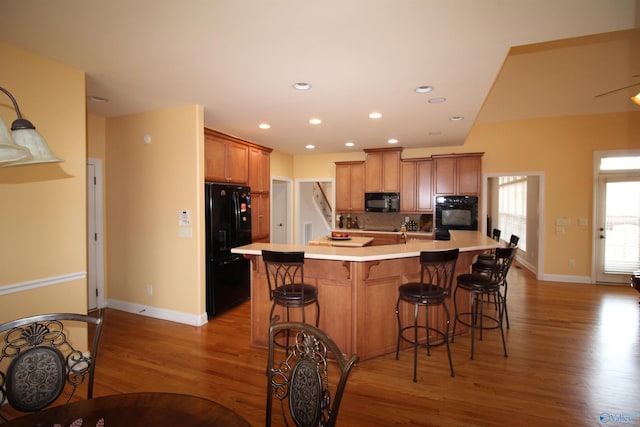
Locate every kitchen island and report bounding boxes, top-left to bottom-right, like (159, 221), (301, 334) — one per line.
(232, 230), (498, 361)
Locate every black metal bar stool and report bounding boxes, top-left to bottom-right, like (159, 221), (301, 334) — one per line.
(262, 250), (319, 326)
(452, 247), (514, 360)
(395, 248), (459, 381)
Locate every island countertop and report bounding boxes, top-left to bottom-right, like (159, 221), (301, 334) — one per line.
(231, 230), (498, 261)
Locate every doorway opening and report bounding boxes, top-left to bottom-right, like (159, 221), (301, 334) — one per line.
(482, 172), (545, 279)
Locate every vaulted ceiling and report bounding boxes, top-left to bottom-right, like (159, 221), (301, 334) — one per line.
(0, 1), (638, 154)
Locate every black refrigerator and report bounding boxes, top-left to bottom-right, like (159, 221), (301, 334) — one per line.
(205, 182), (252, 317)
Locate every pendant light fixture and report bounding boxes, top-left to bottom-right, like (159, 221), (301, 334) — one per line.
(0, 86), (63, 167)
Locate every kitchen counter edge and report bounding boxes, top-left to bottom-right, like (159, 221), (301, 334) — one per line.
(231, 230), (498, 262)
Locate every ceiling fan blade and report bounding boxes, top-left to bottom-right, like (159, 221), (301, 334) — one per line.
(594, 81), (640, 98)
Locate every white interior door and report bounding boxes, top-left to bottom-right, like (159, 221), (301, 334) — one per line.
(595, 174), (640, 283)
(87, 163), (98, 310)
(87, 159), (105, 310)
(271, 179), (290, 244)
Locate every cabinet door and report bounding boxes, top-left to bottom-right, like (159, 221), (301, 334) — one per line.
(416, 160), (433, 210)
(349, 163), (365, 211)
(365, 150), (400, 192)
(457, 156), (481, 195)
(381, 150), (400, 192)
(400, 161), (417, 212)
(204, 136), (227, 182)
(336, 162), (365, 212)
(226, 141), (249, 184)
(433, 157), (456, 195)
(364, 152), (383, 192)
(249, 147), (270, 192)
(335, 164), (351, 212)
(251, 193), (270, 242)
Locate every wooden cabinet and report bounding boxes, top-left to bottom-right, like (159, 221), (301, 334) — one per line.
(433, 153), (483, 196)
(251, 192), (270, 242)
(249, 147), (270, 193)
(205, 129), (249, 184)
(336, 161), (365, 212)
(205, 128), (272, 242)
(400, 158), (433, 212)
(364, 148), (401, 193)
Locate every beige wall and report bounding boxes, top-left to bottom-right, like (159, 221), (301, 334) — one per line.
(0, 41), (87, 322)
(105, 105), (205, 318)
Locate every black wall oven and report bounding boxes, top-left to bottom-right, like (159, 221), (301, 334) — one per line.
(434, 195), (478, 230)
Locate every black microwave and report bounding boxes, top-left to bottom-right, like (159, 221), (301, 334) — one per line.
(365, 192), (400, 212)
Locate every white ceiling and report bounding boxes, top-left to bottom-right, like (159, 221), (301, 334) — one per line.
(0, 1), (638, 155)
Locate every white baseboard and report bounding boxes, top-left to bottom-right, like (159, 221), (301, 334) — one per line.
(106, 298), (208, 326)
(541, 273), (592, 284)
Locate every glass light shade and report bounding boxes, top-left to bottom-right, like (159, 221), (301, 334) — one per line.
(2, 126), (63, 166)
(632, 93), (640, 106)
(0, 117), (31, 164)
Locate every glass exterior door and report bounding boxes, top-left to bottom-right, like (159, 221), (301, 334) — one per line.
(595, 175), (640, 283)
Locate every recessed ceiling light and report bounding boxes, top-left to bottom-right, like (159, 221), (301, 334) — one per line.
(88, 95), (109, 103)
(309, 118), (322, 125)
(415, 85), (434, 93)
(450, 116), (464, 121)
(388, 138), (398, 144)
(345, 142), (355, 147)
(428, 97), (446, 104)
(258, 123), (271, 129)
(369, 112), (382, 119)
(293, 82), (312, 90)
(305, 144), (315, 149)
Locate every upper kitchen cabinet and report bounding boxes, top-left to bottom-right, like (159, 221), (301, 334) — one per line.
(432, 153), (483, 196)
(205, 128), (249, 184)
(400, 158), (433, 212)
(249, 146), (272, 193)
(336, 161), (365, 212)
(364, 148), (401, 193)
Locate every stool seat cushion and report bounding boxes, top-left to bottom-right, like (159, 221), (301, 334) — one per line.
(457, 273), (500, 291)
(399, 282), (446, 304)
(273, 283), (318, 302)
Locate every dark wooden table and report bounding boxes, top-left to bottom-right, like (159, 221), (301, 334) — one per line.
(3, 392), (252, 427)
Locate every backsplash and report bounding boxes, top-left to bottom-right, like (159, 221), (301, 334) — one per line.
(336, 212), (433, 232)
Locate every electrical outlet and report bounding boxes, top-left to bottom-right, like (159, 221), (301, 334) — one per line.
(146, 284), (153, 295)
(568, 259), (575, 267)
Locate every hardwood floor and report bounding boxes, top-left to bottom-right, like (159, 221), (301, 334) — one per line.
(90, 264), (639, 426)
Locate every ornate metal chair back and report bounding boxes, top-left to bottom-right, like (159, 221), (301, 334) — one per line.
(266, 320), (359, 427)
(0, 311), (104, 421)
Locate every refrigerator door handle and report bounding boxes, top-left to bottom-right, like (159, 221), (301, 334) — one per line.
(218, 255), (243, 267)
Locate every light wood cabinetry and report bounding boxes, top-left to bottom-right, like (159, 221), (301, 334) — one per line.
(336, 161), (365, 212)
(364, 148), (401, 192)
(432, 153), (483, 196)
(249, 147), (270, 193)
(205, 128), (249, 184)
(205, 128), (272, 242)
(400, 158), (433, 212)
(251, 192), (270, 243)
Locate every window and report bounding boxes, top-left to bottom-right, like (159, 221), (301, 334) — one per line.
(498, 176), (527, 251)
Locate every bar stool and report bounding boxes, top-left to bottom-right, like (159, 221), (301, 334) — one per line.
(262, 250), (319, 327)
(395, 248), (459, 381)
(452, 247), (514, 360)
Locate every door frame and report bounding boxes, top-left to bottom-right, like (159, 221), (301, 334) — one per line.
(87, 158), (106, 309)
(592, 149), (640, 284)
(481, 171), (546, 280)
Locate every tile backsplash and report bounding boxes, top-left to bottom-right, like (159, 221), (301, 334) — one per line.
(336, 212), (433, 232)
